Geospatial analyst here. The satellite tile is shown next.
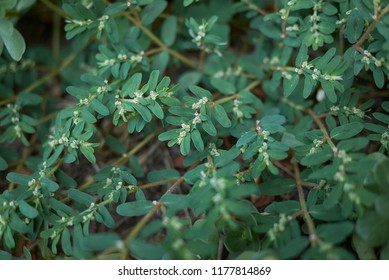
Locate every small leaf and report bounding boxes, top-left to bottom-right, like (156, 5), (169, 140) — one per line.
(116, 200), (154, 217)
(91, 99), (109, 116)
(296, 44), (309, 67)
(317, 221), (354, 244)
(191, 129), (204, 151)
(80, 145), (96, 163)
(345, 9), (364, 43)
(303, 75), (314, 98)
(283, 74), (299, 97)
(82, 233), (121, 251)
(147, 169), (180, 182)
(61, 228), (73, 256)
(98, 205), (115, 228)
(373, 68), (384, 88)
(141, 0), (167, 25)
(0, 156), (7, 171)
(210, 77), (236, 95)
(6, 172), (32, 185)
(214, 104), (231, 128)
(68, 189), (95, 206)
(161, 16), (177, 47)
(356, 211), (389, 247)
(322, 81), (337, 103)
(18, 200), (38, 219)
(330, 122), (364, 140)
(0, 23), (25, 61)
(374, 158), (389, 192)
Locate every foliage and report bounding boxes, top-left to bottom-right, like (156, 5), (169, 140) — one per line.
(0, 0), (389, 260)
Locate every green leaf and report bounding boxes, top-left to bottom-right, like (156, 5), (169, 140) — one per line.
(214, 104), (231, 128)
(225, 200), (254, 217)
(322, 81), (337, 103)
(202, 120), (217, 136)
(6, 172), (32, 185)
(180, 133), (191, 155)
(129, 239), (165, 259)
(98, 205), (115, 228)
(259, 179), (295, 195)
(147, 169), (180, 182)
(373, 68), (384, 88)
(374, 158), (389, 192)
(210, 77), (236, 95)
(345, 9), (364, 43)
(178, 71), (202, 89)
(18, 200), (39, 219)
(356, 211), (389, 247)
(147, 102), (164, 119)
(91, 99), (109, 116)
(375, 195), (389, 218)
(10, 212), (29, 233)
(317, 221), (354, 244)
(0, 22), (25, 61)
(122, 73), (142, 96)
(330, 122), (364, 140)
(303, 75), (314, 98)
(68, 189), (95, 206)
(161, 16), (177, 47)
(158, 129), (180, 141)
(0, 156), (7, 171)
(147, 70), (160, 91)
(105, 135), (127, 154)
(80, 145), (96, 163)
(283, 74), (299, 97)
(41, 178), (59, 192)
(141, 0), (167, 25)
(0, 250), (13, 260)
(214, 147), (240, 167)
(315, 48), (336, 69)
(191, 129), (204, 151)
(82, 233), (121, 251)
(132, 103), (152, 122)
(61, 228), (73, 256)
(278, 237), (309, 259)
(104, 2), (128, 15)
(237, 131), (257, 147)
(296, 44), (309, 67)
(116, 200), (154, 217)
(4, 226), (15, 249)
(183, 0), (194, 7)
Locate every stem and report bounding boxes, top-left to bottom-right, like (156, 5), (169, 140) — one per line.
(307, 108), (338, 154)
(214, 94), (239, 106)
(39, 0), (67, 18)
(1, 52), (79, 108)
(212, 79), (261, 106)
(24, 52), (78, 93)
(293, 162), (318, 246)
(52, 2), (61, 61)
(121, 177), (184, 258)
(72, 131), (159, 195)
(198, 49), (206, 72)
(46, 159), (65, 177)
(339, 25), (344, 59)
(354, 4), (389, 49)
(137, 178), (178, 191)
(0, 97), (17, 107)
(112, 130), (160, 166)
(241, 0), (267, 16)
(125, 202), (162, 243)
(124, 13), (197, 69)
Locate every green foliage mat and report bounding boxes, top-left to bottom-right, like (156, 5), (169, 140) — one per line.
(0, 0), (389, 260)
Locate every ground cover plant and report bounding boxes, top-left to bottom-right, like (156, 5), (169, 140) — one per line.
(0, 0), (389, 260)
